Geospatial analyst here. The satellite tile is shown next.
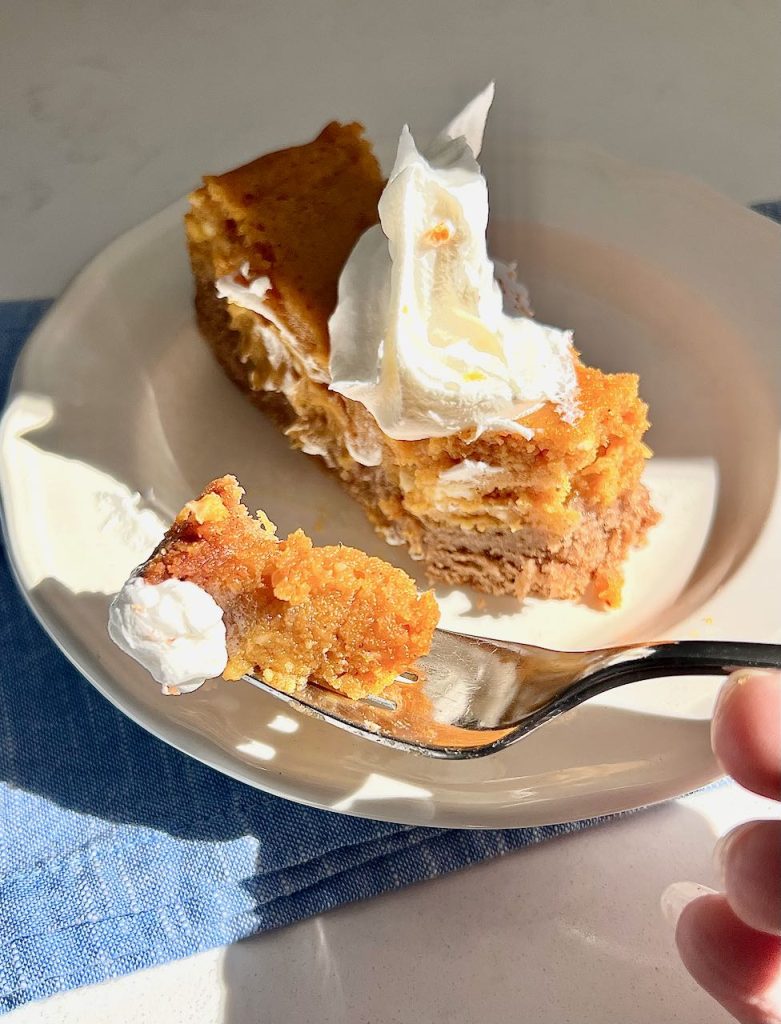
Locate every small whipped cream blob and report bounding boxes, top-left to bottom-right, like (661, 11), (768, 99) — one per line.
(328, 84), (579, 441)
(108, 577), (228, 694)
(215, 266), (271, 315)
(215, 262), (330, 385)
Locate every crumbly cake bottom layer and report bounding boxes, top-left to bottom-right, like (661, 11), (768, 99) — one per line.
(193, 277), (656, 605)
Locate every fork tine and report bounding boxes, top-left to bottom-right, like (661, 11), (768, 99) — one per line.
(362, 694), (397, 710)
(395, 670), (419, 683)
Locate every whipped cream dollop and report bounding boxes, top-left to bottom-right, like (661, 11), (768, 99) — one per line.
(328, 84), (579, 441)
(108, 577), (228, 694)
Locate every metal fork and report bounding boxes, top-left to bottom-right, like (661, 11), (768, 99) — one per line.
(245, 631), (781, 759)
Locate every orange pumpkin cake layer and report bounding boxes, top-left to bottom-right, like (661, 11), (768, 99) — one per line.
(186, 124), (658, 607)
(143, 476), (439, 698)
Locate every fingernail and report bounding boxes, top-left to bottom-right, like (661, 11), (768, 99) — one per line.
(660, 881), (717, 929)
(713, 827), (740, 884)
(714, 669), (781, 715)
(713, 669), (751, 715)
(711, 670), (781, 751)
(711, 671), (752, 745)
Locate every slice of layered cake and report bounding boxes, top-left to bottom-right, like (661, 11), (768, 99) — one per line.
(185, 87), (658, 607)
(109, 476), (439, 697)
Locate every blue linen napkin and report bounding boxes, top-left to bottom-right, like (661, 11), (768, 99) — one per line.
(1, 197), (778, 1012)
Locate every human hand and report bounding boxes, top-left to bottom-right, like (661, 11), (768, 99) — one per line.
(662, 671), (781, 1023)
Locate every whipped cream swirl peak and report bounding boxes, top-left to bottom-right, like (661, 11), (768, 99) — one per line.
(328, 86), (579, 441)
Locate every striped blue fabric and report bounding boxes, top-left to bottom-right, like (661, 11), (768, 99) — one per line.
(0, 201), (776, 1012)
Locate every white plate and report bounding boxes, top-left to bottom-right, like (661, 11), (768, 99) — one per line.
(1, 139), (779, 827)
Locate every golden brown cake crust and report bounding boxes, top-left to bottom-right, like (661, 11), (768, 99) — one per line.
(144, 476), (439, 698)
(187, 122), (383, 368)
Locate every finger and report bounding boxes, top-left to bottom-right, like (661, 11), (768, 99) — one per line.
(673, 891), (781, 1024)
(712, 671), (781, 800)
(717, 820), (781, 936)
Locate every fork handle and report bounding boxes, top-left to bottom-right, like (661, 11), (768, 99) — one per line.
(593, 640), (781, 690)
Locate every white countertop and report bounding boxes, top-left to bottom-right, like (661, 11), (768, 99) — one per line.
(2, 0), (780, 301)
(2, 1), (779, 1021)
